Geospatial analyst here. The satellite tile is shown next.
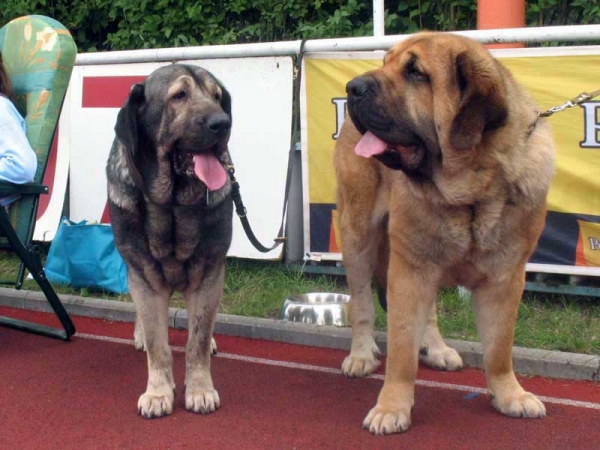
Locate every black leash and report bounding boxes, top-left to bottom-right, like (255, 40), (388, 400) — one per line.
(227, 39), (308, 253)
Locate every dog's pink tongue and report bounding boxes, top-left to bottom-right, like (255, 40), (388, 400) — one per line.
(355, 131), (388, 158)
(193, 154), (227, 191)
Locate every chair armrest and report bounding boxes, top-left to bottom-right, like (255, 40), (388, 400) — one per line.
(0, 181), (49, 196)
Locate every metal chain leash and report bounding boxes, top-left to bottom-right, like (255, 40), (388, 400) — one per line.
(538, 89), (600, 118)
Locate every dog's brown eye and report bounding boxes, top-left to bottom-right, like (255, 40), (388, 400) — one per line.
(214, 92), (221, 101)
(406, 64), (429, 83)
(172, 90), (187, 101)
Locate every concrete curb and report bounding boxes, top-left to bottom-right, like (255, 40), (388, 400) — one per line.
(1, 288), (598, 381)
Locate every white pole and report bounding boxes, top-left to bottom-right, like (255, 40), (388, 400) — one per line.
(525, 263), (600, 277)
(373, 0), (385, 37)
(75, 25), (600, 65)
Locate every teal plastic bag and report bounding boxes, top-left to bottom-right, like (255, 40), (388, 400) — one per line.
(45, 217), (129, 294)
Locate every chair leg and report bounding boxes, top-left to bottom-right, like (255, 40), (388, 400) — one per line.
(0, 210), (75, 340)
(16, 260), (25, 289)
(29, 244), (76, 336)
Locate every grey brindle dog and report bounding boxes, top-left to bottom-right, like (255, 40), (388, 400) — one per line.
(106, 64), (234, 418)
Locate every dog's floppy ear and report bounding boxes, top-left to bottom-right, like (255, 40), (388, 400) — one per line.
(450, 51), (508, 151)
(215, 78), (232, 119)
(115, 83), (145, 189)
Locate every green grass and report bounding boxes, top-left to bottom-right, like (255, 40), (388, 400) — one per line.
(436, 289), (600, 354)
(1, 253), (598, 355)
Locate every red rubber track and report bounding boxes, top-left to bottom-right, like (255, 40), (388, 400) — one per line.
(0, 306), (598, 449)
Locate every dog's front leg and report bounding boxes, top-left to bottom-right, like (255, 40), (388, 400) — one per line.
(339, 205), (384, 377)
(184, 262), (224, 414)
(129, 268), (175, 419)
(472, 267), (546, 419)
(363, 251), (439, 434)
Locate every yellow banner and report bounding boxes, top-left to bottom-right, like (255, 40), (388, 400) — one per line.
(306, 58), (380, 204)
(305, 54), (600, 213)
(502, 55), (600, 216)
(302, 50), (600, 267)
(577, 220), (600, 266)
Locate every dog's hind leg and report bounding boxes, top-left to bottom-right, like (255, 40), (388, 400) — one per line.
(418, 302), (463, 371)
(184, 261), (224, 415)
(129, 269), (175, 419)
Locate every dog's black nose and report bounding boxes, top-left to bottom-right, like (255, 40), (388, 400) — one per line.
(346, 76), (372, 98)
(207, 113), (231, 134)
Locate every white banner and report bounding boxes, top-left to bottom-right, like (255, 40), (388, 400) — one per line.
(49, 57), (293, 259)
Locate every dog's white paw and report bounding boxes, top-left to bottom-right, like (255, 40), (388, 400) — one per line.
(342, 353), (380, 377)
(492, 391), (546, 418)
(138, 390), (174, 419)
(419, 345), (463, 371)
(185, 388), (220, 414)
(342, 338), (381, 377)
(210, 337), (217, 355)
(342, 340), (381, 377)
(363, 404), (411, 435)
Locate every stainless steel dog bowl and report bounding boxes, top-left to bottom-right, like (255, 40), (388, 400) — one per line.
(280, 292), (350, 327)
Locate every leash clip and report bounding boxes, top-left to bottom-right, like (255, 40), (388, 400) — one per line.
(225, 164), (236, 178)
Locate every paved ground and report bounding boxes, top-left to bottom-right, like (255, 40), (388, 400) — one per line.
(1, 306), (599, 449)
(0, 287), (598, 381)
